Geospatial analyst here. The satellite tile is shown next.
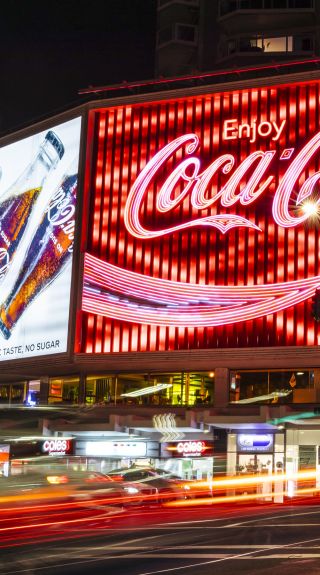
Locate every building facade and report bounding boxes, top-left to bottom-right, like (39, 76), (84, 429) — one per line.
(1, 64), (320, 487)
(155, 0), (320, 77)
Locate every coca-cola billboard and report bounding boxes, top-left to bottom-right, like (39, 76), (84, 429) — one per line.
(80, 79), (320, 351)
(0, 116), (81, 361)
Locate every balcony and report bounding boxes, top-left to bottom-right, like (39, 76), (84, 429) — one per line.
(218, 0), (316, 35)
(218, 34), (314, 63)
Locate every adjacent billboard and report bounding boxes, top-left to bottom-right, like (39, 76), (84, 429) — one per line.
(0, 116), (82, 361)
(80, 79), (320, 351)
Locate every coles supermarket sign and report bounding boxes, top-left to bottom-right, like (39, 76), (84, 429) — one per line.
(41, 438), (73, 456)
(81, 79), (320, 351)
(162, 440), (214, 458)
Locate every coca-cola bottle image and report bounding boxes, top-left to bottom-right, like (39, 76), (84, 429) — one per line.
(0, 158), (77, 339)
(0, 130), (65, 283)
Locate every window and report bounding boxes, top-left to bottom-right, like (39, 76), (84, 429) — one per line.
(238, 38), (263, 52)
(220, 0), (237, 16)
(288, 0), (314, 7)
(230, 370), (314, 404)
(48, 376), (79, 404)
(157, 26), (173, 46)
(239, 36), (289, 53)
(86, 375), (114, 404)
(123, 471), (149, 481)
(294, 36), (314, 51)
(158, 0), (199, 7)
(223, 34), (313, 57)
(175, 24), (197, 43)
(85, 372), (214, 406)
(0, 383), (26, 404)
(240, 0), (263, 7)
(219, 0), (314, 15)
(258, 36), (288, 52)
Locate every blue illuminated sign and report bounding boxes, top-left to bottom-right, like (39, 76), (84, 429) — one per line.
(237, 434), (274, 452)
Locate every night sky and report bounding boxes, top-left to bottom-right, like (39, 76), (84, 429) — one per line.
(0, 0), (157, 135)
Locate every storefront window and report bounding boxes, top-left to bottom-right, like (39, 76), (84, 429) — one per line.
(85, 372), (214, 406)
(230, 370), (314, 404)
(85, 376), (114, 404)
(0, 383), (26, 405)
(26, 380), (40, 406)
(227, 431), (285, 490)
(48, 376), (80, 404)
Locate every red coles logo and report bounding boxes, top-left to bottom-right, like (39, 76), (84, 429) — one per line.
(42, 439), (72, 455)
(177, 441), (206, 455)
(165, 440), (213, 457)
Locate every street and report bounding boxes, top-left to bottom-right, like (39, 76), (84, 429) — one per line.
(1, 501), (320, 574)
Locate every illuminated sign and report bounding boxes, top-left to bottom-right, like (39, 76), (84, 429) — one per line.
(163, 440), (214, 458)
(237, 434), (274, 452)
(0, 117), (81, 361)
(85, 441), (147, 457)
(223, 119), (286, 143)
(42, 439), (73, 456)
(80, 79), (320, 351)
(0, 444), (10, 463)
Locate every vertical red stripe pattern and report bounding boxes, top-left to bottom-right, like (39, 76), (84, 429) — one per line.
(81, 80), (320, 352)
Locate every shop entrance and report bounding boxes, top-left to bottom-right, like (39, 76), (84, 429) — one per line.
(236, 453), (274, 500)
(237, 453), (273, 475)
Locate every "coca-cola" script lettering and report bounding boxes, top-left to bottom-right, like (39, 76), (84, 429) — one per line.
(124, 131), (320, 239)
(46, 179), (76, 253)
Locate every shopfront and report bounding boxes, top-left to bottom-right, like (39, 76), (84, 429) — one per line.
(74, 439), (160, 474)
(225, 431), (284, 500)
(226, 426), (320, 496)
(286, 427), (320, 493)
(227, 432), (284, 476)
(1, 437), (75, 476)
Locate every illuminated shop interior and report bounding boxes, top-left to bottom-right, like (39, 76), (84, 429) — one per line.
(84, 372), (214, 406)
(230, 370), (314, 404)
(0, 369), (317, 406)
(47, 372), (215, 406)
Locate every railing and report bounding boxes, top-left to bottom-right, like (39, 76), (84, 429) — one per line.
(219, 0), (314, 17)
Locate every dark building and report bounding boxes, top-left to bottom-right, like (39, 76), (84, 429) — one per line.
(155, 0), (320, 77)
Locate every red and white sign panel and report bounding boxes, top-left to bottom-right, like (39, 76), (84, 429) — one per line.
(161, 441), (214, 458)
(41, 438), (73, 456)
(80, 79), (320, 351)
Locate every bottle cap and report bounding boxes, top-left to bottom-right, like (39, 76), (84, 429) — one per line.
(45, 131), (65, 160)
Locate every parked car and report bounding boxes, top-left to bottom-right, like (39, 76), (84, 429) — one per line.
(107, 466), (212, 503)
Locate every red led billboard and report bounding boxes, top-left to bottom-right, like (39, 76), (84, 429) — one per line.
(80, 79), (320, 352)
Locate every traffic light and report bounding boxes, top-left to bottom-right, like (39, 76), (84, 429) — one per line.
(311, 288), (320, 321)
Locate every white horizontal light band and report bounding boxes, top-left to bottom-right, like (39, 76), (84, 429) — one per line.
(121, 383), (173, 398)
